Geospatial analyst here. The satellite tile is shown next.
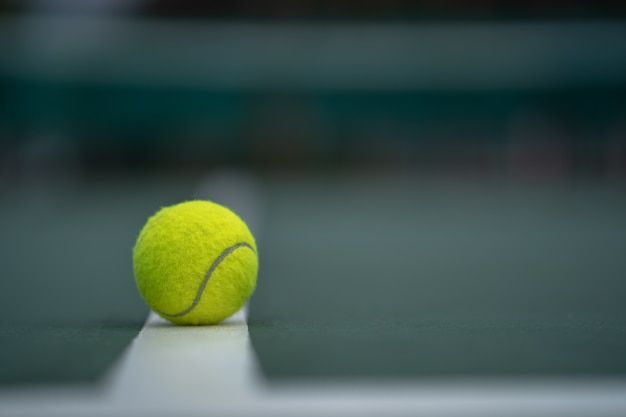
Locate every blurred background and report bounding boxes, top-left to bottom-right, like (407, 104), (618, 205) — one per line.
(0, 0), (625, 182)
(2, 0), (626, 389)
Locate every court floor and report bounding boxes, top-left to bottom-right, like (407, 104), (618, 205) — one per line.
(1, 171), (626, 416)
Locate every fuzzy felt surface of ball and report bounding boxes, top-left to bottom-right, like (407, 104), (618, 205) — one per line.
(133, 200), (258, 325)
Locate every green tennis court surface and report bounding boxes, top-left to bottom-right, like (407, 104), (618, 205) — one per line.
(1, 174), (626, 417)
(0, 178), (191, 385)
(249, 177), (626, 378)
(2, 176), (626, 385)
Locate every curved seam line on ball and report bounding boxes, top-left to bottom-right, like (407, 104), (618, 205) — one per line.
(156, 242), (255, 318)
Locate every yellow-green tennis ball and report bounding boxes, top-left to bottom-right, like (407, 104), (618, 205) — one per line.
(133, 200), (258, 325)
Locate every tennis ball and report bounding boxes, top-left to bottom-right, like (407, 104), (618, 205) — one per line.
(133, 200), (258, 325)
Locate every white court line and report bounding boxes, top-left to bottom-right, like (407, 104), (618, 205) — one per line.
(111, 311), (626, 417)
(0, 308), (261, 417)
(3, 307), (626, 417)
(108, 309), (261, 410)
